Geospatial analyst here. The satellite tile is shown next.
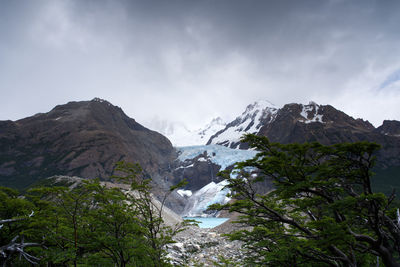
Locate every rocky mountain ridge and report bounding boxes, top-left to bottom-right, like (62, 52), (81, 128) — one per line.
(0, 98), (176, 191)
(207, 100), (278, 148)
(205, 100), (400, 168)
(208, 101), (376, 147)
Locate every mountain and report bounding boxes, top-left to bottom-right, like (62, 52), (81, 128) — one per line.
(207, 101), (400, 162)
(1, 98), (400, 216)
(208, 101), (378, 148)
(0, 98), (176, 189)
(205, 100), (400, 196)
(207, 100), (278, 148)
(156, 117), (226, 147)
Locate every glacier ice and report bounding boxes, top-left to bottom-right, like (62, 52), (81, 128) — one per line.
(177, 144), (258, 171)
(177, 145), (258, 217)
(181, 180), (231, 217)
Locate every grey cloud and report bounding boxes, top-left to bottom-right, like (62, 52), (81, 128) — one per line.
(1, 0), (400, 128)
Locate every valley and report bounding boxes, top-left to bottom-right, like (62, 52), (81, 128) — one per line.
(1, 98), (400, 266)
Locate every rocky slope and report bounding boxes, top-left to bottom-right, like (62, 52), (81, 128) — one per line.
(168, 225), (243, 266)
(0, 98), (176, 190)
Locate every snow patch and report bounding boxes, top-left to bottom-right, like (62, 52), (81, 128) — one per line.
(299, 102), (324, 124)
(177, 189), (193, 198)
(174, 163), (194, 170)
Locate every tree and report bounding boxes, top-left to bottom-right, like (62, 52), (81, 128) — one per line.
(0, 187), (41, 266)
(82, 180), (155, 267)
(27, 183), (93, 266)
(211, 134), (400, 266)
(111, 161), (187, 266)
(25, 161), (186, 266)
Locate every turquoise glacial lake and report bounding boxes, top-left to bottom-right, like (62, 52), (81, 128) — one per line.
(183, 217), (229, 228)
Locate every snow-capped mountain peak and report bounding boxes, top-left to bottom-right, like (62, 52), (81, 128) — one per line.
(153, 118), (227, 147)
(197, 117), (226, 140)
(207, 100), (278, 149)
(243, 99), (277, 114)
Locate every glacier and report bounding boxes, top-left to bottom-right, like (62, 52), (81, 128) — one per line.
(181, 180), (231, 217)
(177, 144), (258, 171)
(177, 145), (258, 217)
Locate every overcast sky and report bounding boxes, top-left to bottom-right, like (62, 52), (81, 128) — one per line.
(1, 0), (400, 132)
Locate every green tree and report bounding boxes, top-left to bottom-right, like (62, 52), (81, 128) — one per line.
(27, 184), (93, 266)
(25, 161), (185, 266)
(83, 179), (155, 267)
(111, 161), (187, 266)
(0, 186), (41, 266)
(211, 135), (400, 266)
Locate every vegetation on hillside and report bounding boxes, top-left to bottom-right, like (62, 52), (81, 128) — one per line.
(0, 162), (187, 267)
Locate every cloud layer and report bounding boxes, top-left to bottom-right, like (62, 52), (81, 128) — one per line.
(1, 0), (400, 130)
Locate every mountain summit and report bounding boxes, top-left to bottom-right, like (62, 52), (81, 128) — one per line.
(207, 100), (377, 148)
(207, 100), (278, 148)
(0, 98), (175, 188)
(159, 117), (226, 147)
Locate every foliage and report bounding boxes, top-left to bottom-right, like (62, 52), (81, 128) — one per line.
(0, 186), (34, 248)
(0, 187), (41, 266)
(111, 161), (187, 266)
(1, 161), (186, 266)
(210, 134), (400, 267)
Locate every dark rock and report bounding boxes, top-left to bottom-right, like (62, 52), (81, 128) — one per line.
(376, 120), (400, 136)
(171, 153), (223, 191)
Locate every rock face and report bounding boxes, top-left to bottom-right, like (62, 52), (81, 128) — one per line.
(376, 120), (400, 136)
(172, 153), (223, 191)
(257, 102), (375, 144)
(0, 98), (176, 189)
